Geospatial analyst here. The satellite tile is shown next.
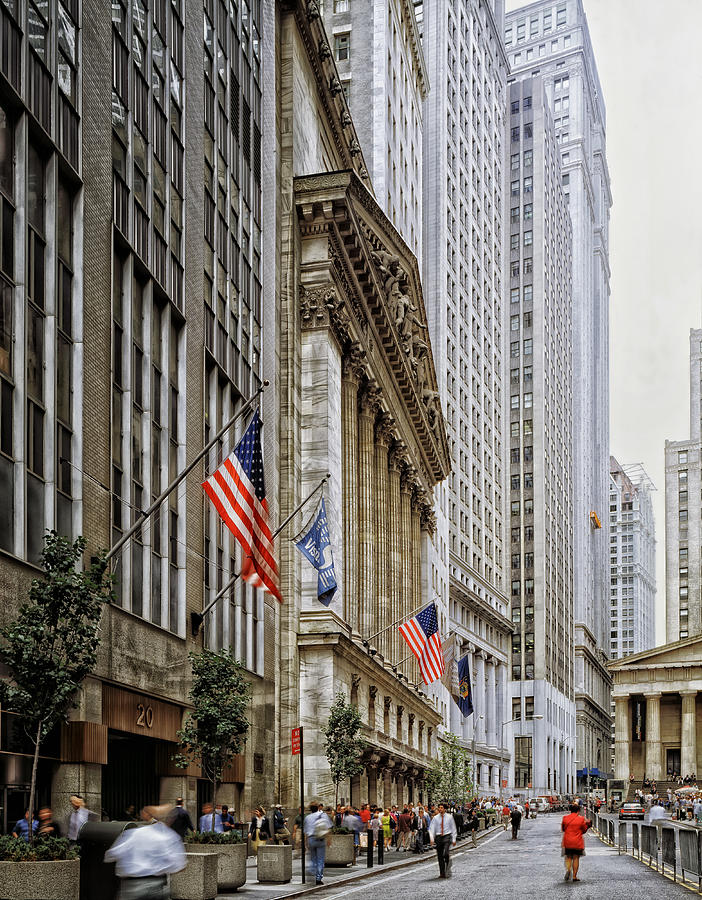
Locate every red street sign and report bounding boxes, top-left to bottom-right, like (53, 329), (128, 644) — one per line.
(291, 727), (301, 755)
(502, 779), (508, 788)
(528, 783), (532, 789)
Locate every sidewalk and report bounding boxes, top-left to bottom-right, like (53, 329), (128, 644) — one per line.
(217, 825), (502, 898)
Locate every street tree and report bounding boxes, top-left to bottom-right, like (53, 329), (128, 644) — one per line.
(323, 693), (366, 807)
(175, 649), (251, 832)
(425, 731), (473, 804)
(0, 532), (111, 844)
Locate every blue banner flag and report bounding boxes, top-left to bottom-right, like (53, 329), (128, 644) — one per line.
(295, 498), (337, 606)
(456, 655), (474, 717)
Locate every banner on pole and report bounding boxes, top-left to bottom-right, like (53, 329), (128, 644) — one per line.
(291, 727), (301, 755)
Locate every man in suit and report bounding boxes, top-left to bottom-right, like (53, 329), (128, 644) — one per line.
(428, 803), (457, 878)
(168, 798), (194, 839)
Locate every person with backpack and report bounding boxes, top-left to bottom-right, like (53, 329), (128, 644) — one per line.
(303, 802), (332, 885)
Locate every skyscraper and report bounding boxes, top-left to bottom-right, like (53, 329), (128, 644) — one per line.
(608, 459), (656, 660)
(665, 329), (702, 644)
(505, 75), (574, 796)
(422, 0), (513, 794)
(505, 0), (612, 785)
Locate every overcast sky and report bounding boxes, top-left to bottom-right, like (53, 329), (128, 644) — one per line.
(507, 0), (702, 645)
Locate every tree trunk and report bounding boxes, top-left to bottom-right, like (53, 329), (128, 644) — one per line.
(28, 720), (42, 847)
(211, 778), (218, 833)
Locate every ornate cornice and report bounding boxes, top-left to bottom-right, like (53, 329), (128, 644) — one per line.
(341, 342), (366, 383)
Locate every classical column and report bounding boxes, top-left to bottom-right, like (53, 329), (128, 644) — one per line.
(410, 486), (422, 684)
(475, 653), (486, 743)
(644, 692), (663, 781)
(341, 347), (364, 634)
(486, 660), (497, 747)
(358, 384), (380, 638)
(400, 467), (414, 678)
(388, 444), (404, 665)
(614, 697), (631, 780)
(681, 690), (698, 777)
(374, 414), (393, 658)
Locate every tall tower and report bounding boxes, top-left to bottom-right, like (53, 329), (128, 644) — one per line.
(609, 459), (656, 660)
(505, 0), (613, 785)
(422, 0), (514, 795)
(665, 330), (702, 644)
(505, 75), (574, 796)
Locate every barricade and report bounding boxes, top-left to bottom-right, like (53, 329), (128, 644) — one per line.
(618, 822), (627, 854)
(631, 822), (639, 859)
(661, 827), (677, 882)
(679, 828), (702, 890)
(641, 824), (658, 870)
(608, 819), (615, 846)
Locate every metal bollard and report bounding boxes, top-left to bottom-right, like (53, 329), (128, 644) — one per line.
(377, 832), (384, 864)
(367, 827), (374, 867)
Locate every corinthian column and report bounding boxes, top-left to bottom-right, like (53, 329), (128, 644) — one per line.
(400, 466), (414, 678)
(644, 692), (663, 781)
(358, 383), (381, 638)
(388, 443), (404, 665)
(681, 690), (698, 777)
(341, 346), (364, 635)
(614, 696), (630, 780)
(374, 414), (393, 658)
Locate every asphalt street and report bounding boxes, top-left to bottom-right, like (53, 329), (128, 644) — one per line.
(312, 814), (694, 900)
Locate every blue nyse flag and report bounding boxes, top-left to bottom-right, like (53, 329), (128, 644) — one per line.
(456, 655), (474, 717)
(295, 498), (337, 606)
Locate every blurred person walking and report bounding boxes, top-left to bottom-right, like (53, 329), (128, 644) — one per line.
(66, 795), (90, 844)
(561, 802), (592, 882)
(304, 802), (332, 885)
(37, 806), (61, 837)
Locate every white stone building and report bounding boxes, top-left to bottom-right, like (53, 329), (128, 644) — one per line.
(321, 0), (427, 262)
(506, 0), (613, 788)
(504, 75), (575, 796)
(608, 458), (656, 660)
(665, 329), (702, 644)
(421, 0), (513, 795)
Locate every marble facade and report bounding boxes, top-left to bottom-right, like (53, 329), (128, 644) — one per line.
(276, 1), (450, 808)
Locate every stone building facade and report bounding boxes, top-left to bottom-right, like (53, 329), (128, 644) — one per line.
(0, 0), (277, 831)
(276, 0), (450, 808)
(506, 0), (613, 793)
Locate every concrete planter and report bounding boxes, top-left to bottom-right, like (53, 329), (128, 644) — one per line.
(257, 843), (292, 883)
(186, 842), (246, 891)
(478, 818), (486, 831)
(170, 851), (218, 900)
(326, 833), (355, 867)
(0, 859), (80, 900)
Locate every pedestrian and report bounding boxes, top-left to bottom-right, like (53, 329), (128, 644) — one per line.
(398, 806), (412, 850)
(273, 804), (290, 844)
(292, 806), (304, 851)
(304, 802), (332, 885)
(381, 807), (392, 851)
(510, 805), (522, 839)
(370, 810), (382, 851)
(249, 806), (269, 850)
(221, 804), (235, 831)
(12, 809), (38, 841)
(343, 807), (363, 856)
(37, 806), (62, 837)
(467, 807), (479, 848)
(501, 802), (511, 831)
(429, 802), (457, 879)
(104, 805), (185, 899)
(167, 798), (194, 839)
(561, 802), (592, 882)
(66, 795), (90, 844)
(415, 806), (429, 852)
(199, 802), (223, 833)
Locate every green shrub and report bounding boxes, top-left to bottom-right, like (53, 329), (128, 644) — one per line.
(185, 830), (243, 844)
(0, 836), (79, 861)
(331, 826), (352, 835)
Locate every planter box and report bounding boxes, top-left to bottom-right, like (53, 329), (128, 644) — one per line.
(0, 859), (80, 900)
(257, 843), (292, 883)
(478, 818), (486, 830)
(326, 833), (355, 867)
(186, 842), (246, 891)
(170, 852), (218, 900)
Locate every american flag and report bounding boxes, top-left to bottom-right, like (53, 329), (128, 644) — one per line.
(398, 603), (444, 685)
(202, 410), (282, 603)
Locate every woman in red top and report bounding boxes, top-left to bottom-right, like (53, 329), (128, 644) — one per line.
(561, 803), (592, 882)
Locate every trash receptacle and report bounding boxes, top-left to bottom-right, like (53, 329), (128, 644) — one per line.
(78, 820), (140, 900)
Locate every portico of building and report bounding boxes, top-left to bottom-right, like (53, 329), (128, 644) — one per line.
(610, 637), (702, 782)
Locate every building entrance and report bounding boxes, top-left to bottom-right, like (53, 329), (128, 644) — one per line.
(101, 732), (162, 821)
(667, 748), (681, 776)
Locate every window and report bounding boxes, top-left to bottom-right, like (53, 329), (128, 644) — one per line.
(511, 179), (520, 197)
(556, 6), (566, 26)
(334, 33), (350, 61)
(523, 339), (532, 355)
(523, 96), (532, 110)
(523, 123), (533, 139)
(523, 393), (533, 409)
(523, 230), (533, 246)
(511, 262), (520, 279)
(511, 286), (520, 302)
(511, 395), (520, 411)
(512, 698), (522, 720)
(523, 203), (533, 221)
(523, 285), (533, 303)
(679, 451), (688, 464)
(511, 206), (520, 224)
(511, 100), (520, 114)
(523, 419), (533, 436)
(524, 257), (532, 274)
(333, 0), (348, 9)
(523, 150), (533, 168)
(510, 233), (519, 251)
(524, 175), (533, 194)
(511, 153), (520, 170)
(511, 126), (520, 143)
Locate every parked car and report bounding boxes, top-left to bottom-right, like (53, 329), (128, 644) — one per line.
(619, 802), (645, 821)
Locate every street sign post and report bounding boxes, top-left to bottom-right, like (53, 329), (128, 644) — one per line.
(292, 727), (305, 883)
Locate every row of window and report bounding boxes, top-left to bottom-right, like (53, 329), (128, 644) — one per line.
(506, 6), (567, 45)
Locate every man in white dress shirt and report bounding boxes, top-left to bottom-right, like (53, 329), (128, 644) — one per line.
(428, 803), (457, 878)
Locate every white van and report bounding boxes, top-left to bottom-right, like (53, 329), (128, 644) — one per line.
(534, 797), (550, 813)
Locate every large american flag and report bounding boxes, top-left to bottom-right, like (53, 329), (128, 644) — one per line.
(398, 603), (444, 685)
(202, 410), (282, 603)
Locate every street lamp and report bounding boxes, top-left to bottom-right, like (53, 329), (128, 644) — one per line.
(472, 714), (484, 800)
(500, 714), (543, 801)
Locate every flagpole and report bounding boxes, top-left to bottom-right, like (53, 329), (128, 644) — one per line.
(361, 600), (432, 647)
(192, 473), (331, 633)
(106, 380), (269, 563)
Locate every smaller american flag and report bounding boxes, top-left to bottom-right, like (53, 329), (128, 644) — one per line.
(398, 603), (444, 685)
(202, 410), (282, 603)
